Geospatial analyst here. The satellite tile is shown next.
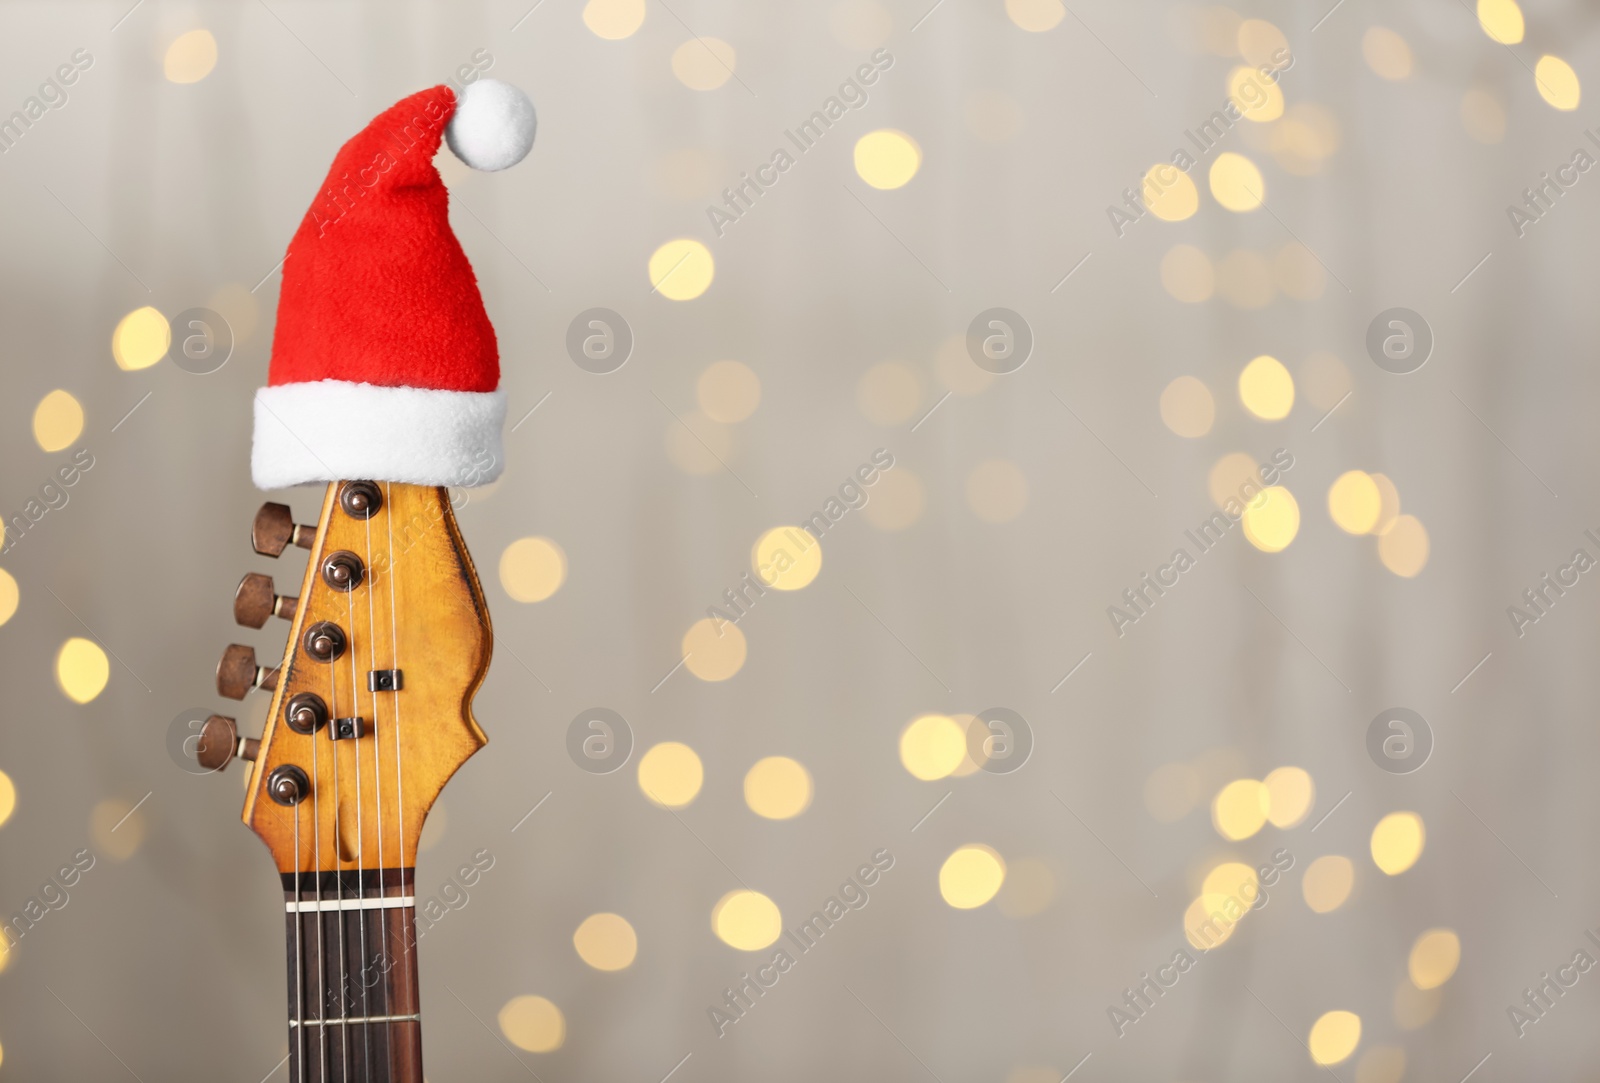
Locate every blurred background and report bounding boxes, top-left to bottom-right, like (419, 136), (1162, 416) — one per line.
(0, 0), (1595, 1079)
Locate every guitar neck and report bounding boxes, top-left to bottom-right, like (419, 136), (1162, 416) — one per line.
(283, 868), (423, 1083)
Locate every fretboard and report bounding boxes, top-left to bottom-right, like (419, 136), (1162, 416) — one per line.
(283, 868), (422, 1083)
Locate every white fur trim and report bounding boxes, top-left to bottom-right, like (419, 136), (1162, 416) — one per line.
(252, 380), (506, 490)
(445, 79), (536, 172)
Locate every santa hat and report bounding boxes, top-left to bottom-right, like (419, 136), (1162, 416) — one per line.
(252, 79), (537, 490)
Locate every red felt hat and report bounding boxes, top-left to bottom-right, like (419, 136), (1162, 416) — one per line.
(252, 79), (536, 490)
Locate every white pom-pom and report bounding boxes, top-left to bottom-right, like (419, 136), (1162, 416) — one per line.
(446, 79), (536, 172)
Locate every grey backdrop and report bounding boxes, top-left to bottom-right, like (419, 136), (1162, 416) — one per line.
(0, 0), (1595, 1080)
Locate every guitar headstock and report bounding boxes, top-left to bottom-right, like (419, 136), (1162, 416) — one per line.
(200, 482), (491, 875)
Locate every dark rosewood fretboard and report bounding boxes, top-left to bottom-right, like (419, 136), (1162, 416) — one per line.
(283, 868), (421, 1083)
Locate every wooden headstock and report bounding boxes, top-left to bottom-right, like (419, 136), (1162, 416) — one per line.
(231, 482), (492, 875)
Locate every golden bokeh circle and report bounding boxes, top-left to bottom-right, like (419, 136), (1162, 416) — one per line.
(683, 618), (747, 681)
(855, 129), (922, 190)
(33, 390), (84, 452)
(744, 756), (813, 819)
(939, 844), (1006, 909)
(57, 637), (110, 704)
(499, 537), (567, 603)
(499, 995), (566, 1052)
(573, 913), (639, 971)
(753, 527), (822, 591)
(648, 238), (715, 300)
(638, 741), (704, 808)
(712, 889), (782, 950)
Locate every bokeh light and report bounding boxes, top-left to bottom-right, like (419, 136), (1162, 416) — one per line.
(1228, 66), (1283, 122)
(1309, 1009), (1361, 1066)
(1408, 928), (1461, 989)
(638, 741), (704, 808)
(1159, 376), (1215, 438)
(33, 390), (84, 452)
(753, 527), (822, 590)
(164, 29), (218, 84)
(57, 637), (109, 704)
(1236, 18), (1287, 66)
(1209, 152), (1264, 211)
(1394, 978), (1443, 1029)
(1536, 55), (1580, 111)
(573, 913), (638, 971)
(996, 857), (1055, 918)
(0, 568), (18, 628)
(1212, 779), (1269, 840)
(583, 0), (646, 39)
(1241, 487), (1300, 553)
(1461, 88), (1507, 143)
(854, 129), (922, 189)
(939, 844), (1006, 909)
(111, 306), (169, 370)
(1239, 355), (1292, 419)
(1144, 165), (1199, 222)
(671, 37), (737, 91)
(713, 889), (782, 950)
(1264, 766), (1314, 828)
(1378, 515), (1429, 577)
(966, 459), (1029, 523)
(90, 797), (145, 860)
(1160, 244), (1214, 303)
(1370, 474), (1401, 534)
(683, 617), (747, 681)
(499, 995), (566, 1052)
(649, 239), (715, 300)
(858, 361), (922, 425)
(1006, 0), (1064, 32)
(1371, 811), (1425, 875)
(0, 769), (14, 830)
(1329, 471), (1382, 535)
(698, 360), (761, 423)
(499, 537), (567, 602)
(863, 468), (925, 531)
(900, 714), (966, 781)
(1478, 0), (1524, 42)
(744, 756), (813, 819)
(1363, 27), (1413, 81)
(1302, 855), (1355, 913)
(1357, 1046), (1407, 1083)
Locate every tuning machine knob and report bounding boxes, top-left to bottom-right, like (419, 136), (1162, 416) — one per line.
(195, 714), (259, 772)
(217, 644), (280, 700)
(234, 573), (297, 629)
(252, 502), (315, 558)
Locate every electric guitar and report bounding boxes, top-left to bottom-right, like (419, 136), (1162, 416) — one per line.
(198, 480), (490, 1082)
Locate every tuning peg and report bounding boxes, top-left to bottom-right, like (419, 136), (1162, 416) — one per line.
(234, 573), (297, 629)
(252, 502), (315, 558)
(217, 644), (280, 700)
(195, 714), (259, 773)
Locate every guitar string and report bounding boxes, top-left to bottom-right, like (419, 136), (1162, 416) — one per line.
(345, 576), (371, 1083)
(327, 566), (349, 1083)
(384, 481), (414, 1056)
(364, 508), (387, 1079)
(294, 801), (305, 1083)
(310, 607), (327, 1083)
